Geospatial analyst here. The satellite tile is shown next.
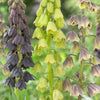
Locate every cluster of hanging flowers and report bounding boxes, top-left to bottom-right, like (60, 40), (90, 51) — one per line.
(33, 0), (66, 99)
(3, 0), (35, 90)
(63, 0), (100, 98)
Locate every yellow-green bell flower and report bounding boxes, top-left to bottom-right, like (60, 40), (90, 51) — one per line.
(33, 63), (44, 73)
(54, 51), (62, 62)
(56, 18), (66, 28)
(36, 77), (48, 93)
(47, 2), (53, 13)
(55, 39), (66, 49)
(32, 28), (43, 39)
(46, 21), (57, 34)
(54, 8), (63, 20)
(38, 14), (48, 27)
(40, 0), (47, 7)
(36, 6), (44, 17)
(54, 0), (61, 8)
(55, 79), (63, 90)
(34, 16), (40, 27)
(91, 56), (100, 65)
(38, 39), (48, 49)
(53, 30), (66, 42)
(44, 54), (56, 64)
(55, 66), (65, 77)
(53, 89), (64, 100)
(39, 98), (46, 100)
(34, 45), (43, 56)
(50, 0), (54, 2)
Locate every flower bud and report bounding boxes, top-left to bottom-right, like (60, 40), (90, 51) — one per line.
(54, 9), (63, 20)
(54, 0), (61, 8)
(70, 84), (82, 97)
(44, 54), (56, 64)
(47, 2), (53, 13)
(53, 89), (64, 100)
(38, 14), (48, 27)
(66, 31), (80, 42)
(92, 64), (100, 77)
(93, 37), (100, 50)
(55, 66), (65, 77)
(78, 17), (92, 29)
(79, 47), (93, 61)
(46, 22), (57, 34)
(36, 6), (44, 17)
(68, 15), (79, 26)
(88, 83), (100, 97)
(33, 63), (44, 73)
(56, 18), (66, 28)
(36, 77), (48, 93)
(38, 39), (48, 49)
(53, 30), (66, 42)
(32, 28), (43, 39)
(55, 39), (66, 49)
(63, 57), (74, 69)
(71, 42), (81, 53)
(40, 0), (47, 7)
(63, 79), (71, 91)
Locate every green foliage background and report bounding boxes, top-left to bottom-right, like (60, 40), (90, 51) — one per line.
(0, 0), (100, 100)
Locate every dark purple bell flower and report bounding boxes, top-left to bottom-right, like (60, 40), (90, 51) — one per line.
(19, 21), (24, 31)
(12, 34), (24, 45)
(11, 67), (24, 77)
(23, 26), (30, 36)
(23, 72), (34, 82)
(4, 32), (9, 42)
(15, 79), (26, 90)
(9, 16), (13, 26)
(21, 56), (34, 69)
(20, 43), (33, 54)
(13, 14), (19, 24)
(4, 77), (15, 87)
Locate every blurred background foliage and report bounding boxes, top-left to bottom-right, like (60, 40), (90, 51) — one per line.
(0, 0), (100, 100)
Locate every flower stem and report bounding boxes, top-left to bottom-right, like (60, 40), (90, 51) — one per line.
(47, 34), (53, 100)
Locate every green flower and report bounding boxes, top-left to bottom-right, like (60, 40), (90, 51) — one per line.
(38, 14), (48, 27)
(55, 79), (63, 90)
(40, 0), (47, 7)
(56, 18), (66, 28)
(33, 63), (44, 73)
(53, 30), (66, 41)
(54, 0), (61, 8)
(46, 21), (57, 34)
(32, 28), (43, 39)
(47, 2), (53, 13)
(34, 16), (40, 27)
(36, 6), (44, 17)
(38, 39), (48, 49)
(54, 9), (63, 20)
(44, 54), (56, 64)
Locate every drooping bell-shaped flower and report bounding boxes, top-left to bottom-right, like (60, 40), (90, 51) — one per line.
(54, 0), (61, 8)
(71, 42), (81, 53)
(79, 47), (93, 61)
(55, 79), (63, 90)
(63, 57), (74, 69)
(53, 30), (66, 42)
(70, 84), (83, 97)
(63, 79), (71, 91)
(93, 37), (100, 50)
(88, 83), (100, 97)
(54, 9), (63, 20)
(68, 15), (79, 26)
(36, 77), (48, 93)
(78, 16), (92, 29)
(44, 54), (56, 64)
(40, 0), (47, 7)
(55, 66), (65, 77)
(53, 89), (64, 100)
(66, 31), (80, 42)
(47, 2), (53, 13)
(36, 6), (44, 17)
(92, 64), (100, 77)
(46, 21), (57, 34)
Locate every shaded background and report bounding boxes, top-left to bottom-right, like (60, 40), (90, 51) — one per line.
(0, 0), (99, 100)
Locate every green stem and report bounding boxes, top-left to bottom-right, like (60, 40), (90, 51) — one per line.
(47, 64), (53, 100)
(47, 34), (53, 100)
